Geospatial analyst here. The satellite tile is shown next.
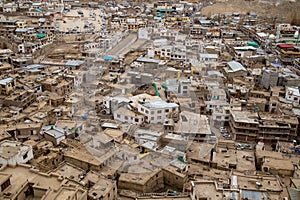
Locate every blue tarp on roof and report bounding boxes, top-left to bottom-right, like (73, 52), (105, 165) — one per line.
(103, 55), (115, 61)
(37, 33), (46, 39)
(82, 113), (88, 120)
(35, 8), (43, 13)
(156, 8), (175, 13)
(271, 63), (282, 68)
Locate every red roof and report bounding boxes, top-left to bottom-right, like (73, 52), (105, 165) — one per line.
(277, 43), (294, 49)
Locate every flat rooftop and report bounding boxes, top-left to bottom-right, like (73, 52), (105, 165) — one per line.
(262, 157), (294, 171)
(174, 111), (211, 135)
(119, 168), (161, 185)
(1, 165), (62, 198)
(234, 172), (282, 192)
(0, 140), (32, 160)
(52, 162), (85, 182)
(186, 142), (214, 163)
(213, 148), (256, 172)
(231, 110), (259, 124)
(194, 181), (227, 200)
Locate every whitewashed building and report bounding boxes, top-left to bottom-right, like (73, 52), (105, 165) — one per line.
(0, 140), (33, 168)
(138, 99), (179, 123)
(285, 86), (300, 104)
(114, 106), (144, 125)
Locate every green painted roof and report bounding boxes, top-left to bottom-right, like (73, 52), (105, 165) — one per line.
(247, 41), (259, 47)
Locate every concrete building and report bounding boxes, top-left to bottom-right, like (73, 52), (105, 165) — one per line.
(199, 53), (218, 62)
(166, 79), (191, 97)
(285, 86), (300, 104)
(173, 111), (212, 143)
(256, 150), (294, 177)
(229, 110), (259, 141)
(0, 164), (88, 200)
(118, 169), (164, 193)
(163, 160), (188, 191)
(261, 68), (278, 89)
(138, 99), (179, 124)
(0, 77), (15, 95)
(41, 125), (75, 145)
(0, 140), (33, 168)
(223, 61), (248, 78)
(114, 106), (145, 125)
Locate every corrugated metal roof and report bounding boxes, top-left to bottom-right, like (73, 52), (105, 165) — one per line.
(288, 187), (300, 200)
(136, 57), (160, 64)
(227, 61), (246, 72)
(0, 77), (14, 86)
(200, 53), (218, 59)
(143, 100), (178, 109)
(65, 60), (84, 66)
(241, 190), (267, 199)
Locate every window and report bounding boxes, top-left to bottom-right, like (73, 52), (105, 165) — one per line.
(1, 180), (10, 191)
(151, 117), (154, 121)
(151, 111), (155, 115)
(165, 109), (169, 113)
(158, 116), (162, 120)
(141, 108), (144, 112)
(117, 114), (120, 118)
(157, 110), (162, 114)
(125, 116), (128, 120)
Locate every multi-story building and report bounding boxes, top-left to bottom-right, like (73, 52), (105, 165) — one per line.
(114, 106), (145, 125)
(138, 99), (179, 124)
(229, 110), (259, 141)
(261, 68), (278, 89)
(2, 90), (36, 109)
(0, 140), (33, 167)
(229, 109), (299, 142)
(118, 169), (164, 193)
(126, 18), (147, 31)
(285, 86), (300, 104)
(223, 61), (248, 79)
(0, 77), (15, 95)
(293, 58), (300, 75)
(275, 43), (300, 64)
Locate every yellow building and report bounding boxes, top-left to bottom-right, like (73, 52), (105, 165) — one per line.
(16, 20), (26, 28)
(0, 77), (15, 95)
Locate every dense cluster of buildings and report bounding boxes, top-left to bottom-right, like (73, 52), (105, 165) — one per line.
(0, 0), (300, 200)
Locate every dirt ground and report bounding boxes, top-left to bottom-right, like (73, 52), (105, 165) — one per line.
(201, 0), (300, 24)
